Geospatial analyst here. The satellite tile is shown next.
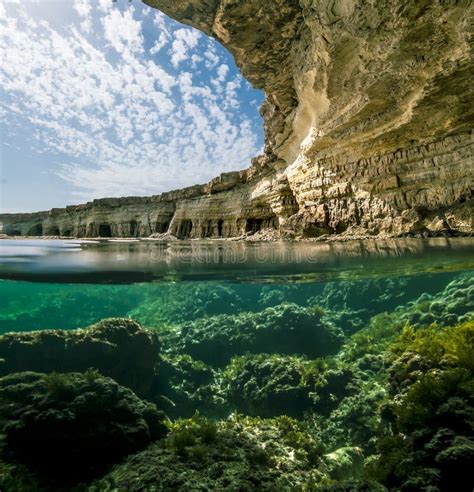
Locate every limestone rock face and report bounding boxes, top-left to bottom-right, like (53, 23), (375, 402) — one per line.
(1, 0), (472, 238)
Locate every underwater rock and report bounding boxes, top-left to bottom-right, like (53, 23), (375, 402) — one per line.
(338, 273), (474, 366)
(130, 283), (326, 327)
(310, 274), (459, 334)
(221, 354), (315, 418)
(323, 446), (364, 481)
(156, 354), (226, 419)
(0, 371), (168, 486)
(0, 318), (160, 397)
(316, 479), (388, 492)
(395, 273), (474, 328)
(96, 413), (328, 490)
(310, 362), (388, 453)
(221, 354), (361, 422)
(160, 303), (344, 366)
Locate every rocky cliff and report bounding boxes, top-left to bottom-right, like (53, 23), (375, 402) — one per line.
(1, 0), (472, 239)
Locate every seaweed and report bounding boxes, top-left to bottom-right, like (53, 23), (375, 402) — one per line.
(369, 321), (474, 491)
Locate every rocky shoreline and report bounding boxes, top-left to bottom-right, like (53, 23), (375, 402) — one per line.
(1, 226), (471, 244)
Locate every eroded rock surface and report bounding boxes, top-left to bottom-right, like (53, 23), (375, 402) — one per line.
(1, 0), (472, 238)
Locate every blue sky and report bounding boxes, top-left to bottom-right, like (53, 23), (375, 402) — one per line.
(0, 0), (265, 213)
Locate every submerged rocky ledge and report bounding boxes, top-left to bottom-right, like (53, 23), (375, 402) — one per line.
(0, 273), (473, 490)
(1, 0), (472, 240)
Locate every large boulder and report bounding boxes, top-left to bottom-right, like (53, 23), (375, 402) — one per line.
(160, 303), (345, 367)
(221, 354), (315, 418)
(0, 371), (168, 486)
(96, 413), (326, 491)
(0, 318), (160, 397)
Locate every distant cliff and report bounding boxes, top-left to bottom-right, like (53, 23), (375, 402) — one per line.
(1, 0), (472, 239)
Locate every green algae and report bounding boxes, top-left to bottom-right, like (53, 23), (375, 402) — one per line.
(0, 371), (168, 489)
(368, 320), (474, 491)
(0, 271), (472, 490)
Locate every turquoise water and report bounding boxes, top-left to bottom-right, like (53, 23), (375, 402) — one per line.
(0, 238), (473, 490)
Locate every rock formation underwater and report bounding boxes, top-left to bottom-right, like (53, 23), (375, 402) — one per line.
(0, 272), (473, 490)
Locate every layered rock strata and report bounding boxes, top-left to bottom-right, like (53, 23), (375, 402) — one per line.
(1, 0), (472, 238)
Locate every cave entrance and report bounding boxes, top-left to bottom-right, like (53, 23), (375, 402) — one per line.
(130, 220), (138, 237)
(246, 216), (277, 234)
(44, 226), (60, 236)
(217, 219), (224, 237)
(77, 225), (86, 238)
(98, 224), (112, 238)
(155, 220), (170, 234)
(201, 220), (213, 238)
(246, 218), (264, 233)
(178, 219), (193, 239)
(28, 224), (43, 236)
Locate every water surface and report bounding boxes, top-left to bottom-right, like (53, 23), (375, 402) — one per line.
(0, 238), (473, 490)
(1, 237), (473, 283)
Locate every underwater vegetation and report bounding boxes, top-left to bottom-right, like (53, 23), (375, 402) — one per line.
(0, 371), (167, 488)
(0, 272), (472, 490)
(0, 318), (160, 397)
(159, 302), (345, 366)
(370, 321), (474, 491)
(95, 413), (332, 491)
(394, 273), (474, 328)
(128, 283), (329, 327)
(156, 354), (223, 419)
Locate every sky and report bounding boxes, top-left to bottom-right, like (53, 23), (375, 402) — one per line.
(0, 0), (265, 213)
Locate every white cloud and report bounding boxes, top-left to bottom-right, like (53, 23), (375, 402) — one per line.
(169, 27), (201, 68)
(217, 63), (229, 82)
(150, 31), (169, 55)
(74, 0), (91, 18)
(174, 28), (200, 48)
(190, 54), (203, 68)
(153, 10), (168, 30)
(149, 10), (170, 55)
(170, 38), (188, 68)
(0, 1), (262, 202)
(204, 42), (220, 69)
(102, 8), (143, 54)
(0, 2), (6, 20)
(74, 0), (92, 33)
(97, 0), (111, 13)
